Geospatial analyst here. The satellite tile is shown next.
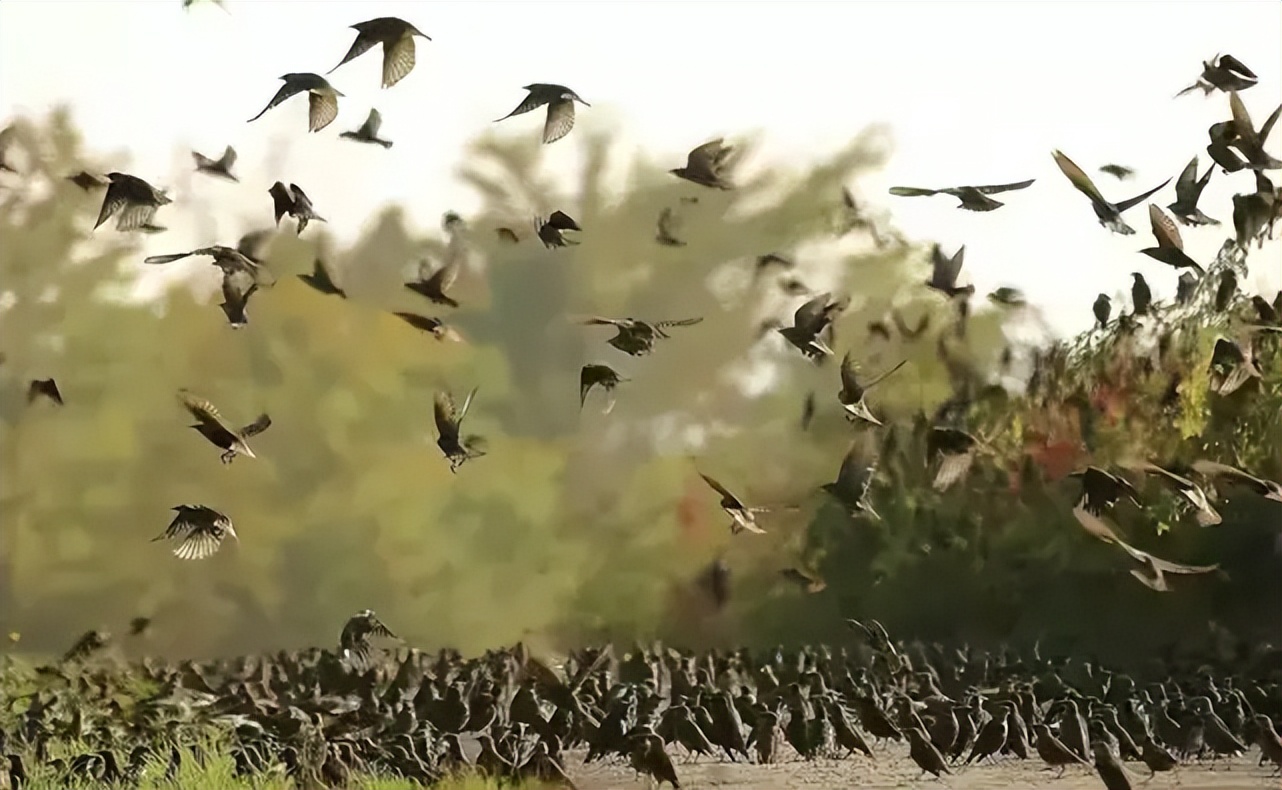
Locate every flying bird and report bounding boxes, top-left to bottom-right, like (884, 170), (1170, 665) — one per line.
(655, 207), (686, 246)
(392, 312), (462, 342)
(339, 609), (398, 670)
(1178, 54), (1258, 97)
(1139, 204), (1204, 272)
(1232, 172), (1278, 250)
(152, 505), (236, 560)
(247, 73), (343, 133)
(269, 182), (325, 235)
(1166, 156), (1219, 225)
(987, 287), (1027, 307)
(536, 210), (582, 248)
(297, 257), (347, 299)
(581, 315), (703, 357)
(1072, 505), (1221, 591)
(1207, 92), (1282, 173)
(1207, 332), (1263, 396)
(434, 387), (484, 472)
(1069, 466), (1140, 515)
(887, 179), (1035, 211)
(821, 440), (880, 519)
(1099, 164), (1134, 181)
(579, 364), (627, 412)
(219, 272), (259, 329)
(924, 244), (974, 298)
(329, 17), (430, 89)
(66, 171), (107, 191)
(697, 471), (769, 535)
(177, 389), (271, 464)
(405, 252), (462, 308)
(926, 427), (988, 492)
(94, 172), (172, 232)
(838, 354), (906, 426)
(671, 138), (737, 190)
(779, 566), (827, 594)
(1191, 459), (1282, 502)
(1120, 459), (1222, 526)
(495, 84), (589, 144)
(192, 146), (238, 181)
(27, 378), (63, 406)
(777, 292), (846, 360)
(1052, 150), (1170, 235)
(143, 246), (276, 287)
(340, 108), (394, 148)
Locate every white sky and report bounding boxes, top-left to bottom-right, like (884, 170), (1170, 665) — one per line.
(1, 0), (1279, 335)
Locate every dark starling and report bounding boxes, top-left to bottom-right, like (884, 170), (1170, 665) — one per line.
(434, 387), (484, 472)
(94, 172), (172, 232)
(1254, 714), (1282, 772)
(697, 472), (768, 535)
(1099, 164), (1134, 180)
(339, 108), (394, 148)
(177, 389), (271, 464)
(339, 609), (397, 669)
(627, 732), (679, 789)
(247, 73), (343, 132)
(697, 557), (731, 610)
(906, 725), (950, 777)
(1121, 458), (1222, 526)
(655, 206), (685, 246)
(838, 354), (906, 426)
(1069, 466), (1140, 515)
(1093, 294), (1112, 328)
(1207, 333), (1262, 396)
(1232, 172), (1278, 250)
(987, 286), (1026, 307)
(144, 245), (276, 287)
(1214, 269), (1237, 311)
(392, 312), (462, 342)
(1175, 271), (1197, 305)
(924, 243), (973, 298)
(821, 440), (880, 519)
(329, 18), (429, 89)
(926, 426), (983, 492)
(1192, 459), (1282, 502)
(1251, 293), (1280, 325)
(777, 292), (846, 360)
(152, 505), (236, 560)
(671, 138), (736, 190)
(888, 178), (1035, 211)
(1034, 722), (1089, 777)
(404, 253), (461, 308)
(192, 146), (238, 181)
(1166, 156), (1218, 225)
(62, 629), (110, 663)
(779, 566), (826, 594)
(580, 315), (702, 357)
(297, 257), (346, 298)
(579, 364), (627, 412)
(1219, 91), (1282, 171)
(1178, 54), (1258, 97)
(536, 210), (582, 248)
(1052, 150), (1170, 235)
(26, 378), (63, 406)
(495, 84), (589, 144)
(1130, 273), (1152, 316)
(66, 171), (107, 191)
(127, 617), (151, 637)
(268, 182), (325, 235)
(219, 270), (259, 329)
(1072, 505), (1221, 591)
(1140, 204), (1204, 272)
(1092, 740), (1134, 790)
(1138, 734), (1178, 777)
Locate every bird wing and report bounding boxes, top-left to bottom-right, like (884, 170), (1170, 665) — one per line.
(888, 186), (941, 197)
(541, 99), (576, 144)
(793, 292), (831, 330)
(655, 317), (702, 329)
(581, 316), (627, 327)
(1071, 503), (1126, 545)
(382, 34), (417, 88)
(1115, 178), (1173, 213)
(495, 90), (545, 122)
(865, 358), (908, 389)
(1228, 91), (1257, 139)
(839, 351), (861, 399)
(247, 81), (302, 123)
(698, 472), (740, 505)
(177, 390), (236, 436)
(115, 202), (159, 232)
(192, 151), (216, 169)
(328, 31), (379, 75)
(308, 92), (339, 133)
(239, 413), (271, 439)
(547, 210), (581, 231)
(1148, 204), (1184, 250)
(944, 245), (967, 284)
(363, 108), (383, 137)
(1052, 150), (1109, 207)
(434, 391), (460, 439)
(456, 387), (478, 425)
(579, 365), (605, 406)
(1258, 102), (1282, 145)
(143, 250), (197, 265)
(971, 178), (1036, 194)
(269, 182), (293, 224)
(687, 139), (726, 170)
(1219, 54), (1257, 79)
(219, 145), (237, 169)
(1173, 157), (1199, 199)
(94, 182), (129, 229)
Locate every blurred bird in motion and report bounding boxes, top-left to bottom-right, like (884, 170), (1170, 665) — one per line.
(153, 505), (237, 560)
(1052, 150), (1170, 235)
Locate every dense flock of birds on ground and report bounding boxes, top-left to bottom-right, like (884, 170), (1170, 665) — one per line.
(1, 9), (1282, 788)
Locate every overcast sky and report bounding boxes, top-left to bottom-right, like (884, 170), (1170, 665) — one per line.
(1, 0), (1279, 335)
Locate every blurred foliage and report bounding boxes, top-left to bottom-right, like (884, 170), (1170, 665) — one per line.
(0, 108), (1279, 665)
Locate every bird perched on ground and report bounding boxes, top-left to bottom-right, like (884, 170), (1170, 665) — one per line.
(392, 312), (462, 342)
(152, 505), (236, 560)
(298, 257), (347, 299)
(1092, 295), (1112, 328)
(329, 17), (430, 89)
(495, 84), (589, 144)
(94, 172), (171, 232)
(1052, 150), (1171, 235)
(671, 138), (737, 190)
(192, 146), (238, 181)
(177, 389), (271, 464)
(340, 108), (394, 148)
(1167, 156), (1219, 225)
(537, 210), (582, 248)
(405, 252), (462, 308)
(1099, 164), (1134, 180)
(581, 315), (702, 357)
(26, 378), (63, 406)
(269, 182), (325, 235)
(579, 364), (627, 412)
(434, 387), (484, 472)
(696, 471), (770, 535)
(778, 292), (846, 360)
(339, 610), (397, 670)
(838, 355), (906, 426)
(888, 178), (1034, 211)
(924, 244), (973, 298)
(1178, 53), (1258, 96)
(247, 73), (343, 132)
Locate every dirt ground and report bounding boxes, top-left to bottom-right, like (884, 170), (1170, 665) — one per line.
(565, 746), (1280, 790)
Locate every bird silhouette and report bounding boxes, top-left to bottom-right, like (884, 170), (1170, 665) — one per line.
(26, 378), (63, 406)
(495, 84), (589, 144)
(671, 138), (737, 190)
(340, 108), (394, 148)
(924, 244), (974, 298)
(329, 17), (430, 89)
(1052, 150), (1171, 235)
(1166, 156), (1219, 225)
(269, 182), (325, 235)
(1178, 53), (1258, 96)
(192, 146), (238, 181)
(888, 178), (1034, 211)
(579, 364), (627, 412)
(247, 73), (343, 132)
(393, 312), (462, 342)
(94, 172), (171, 232)
(297, 257), (347, 299)
(177, 389), (271, 464)
(152, 505), (236, 560)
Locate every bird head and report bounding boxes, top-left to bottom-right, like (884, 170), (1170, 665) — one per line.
(226, 522), (239, 542)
